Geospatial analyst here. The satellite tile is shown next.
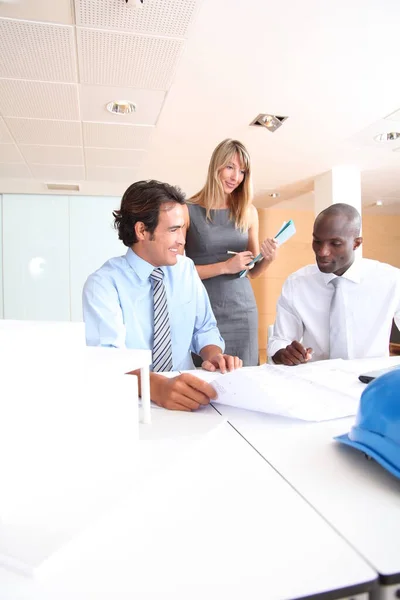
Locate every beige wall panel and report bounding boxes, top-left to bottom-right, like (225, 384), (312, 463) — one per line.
(362, 214), (400, 268)
(250, 277), (285, 315)
(257, 313), (276, 349)
(257, 209), (314, 242)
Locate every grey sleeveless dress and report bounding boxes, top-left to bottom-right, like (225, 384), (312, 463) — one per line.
(185, 204), (258, 366)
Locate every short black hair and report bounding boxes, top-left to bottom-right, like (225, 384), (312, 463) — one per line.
(113, 180), (186, 247)
(316, 203), (361, 236)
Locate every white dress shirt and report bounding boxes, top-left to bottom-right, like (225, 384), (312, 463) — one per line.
(268, 258), (400, 362)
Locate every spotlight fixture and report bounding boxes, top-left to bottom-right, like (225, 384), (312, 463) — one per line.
(250, 113), (288, 132)
(106, 100), (136, 115)
(124, 0), (144, 7)
(268, 192), (280, 198)
(373, 132), (400, 143)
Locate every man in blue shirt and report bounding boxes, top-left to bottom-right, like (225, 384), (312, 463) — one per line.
(83, 180), (242, 411)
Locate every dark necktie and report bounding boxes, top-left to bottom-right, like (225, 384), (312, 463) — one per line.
(150, 268), (173, 372)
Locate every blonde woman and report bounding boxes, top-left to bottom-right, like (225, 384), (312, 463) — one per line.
(183, 139), (278, 366)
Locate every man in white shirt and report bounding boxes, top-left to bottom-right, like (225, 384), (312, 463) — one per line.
(268, 203), (400, 365)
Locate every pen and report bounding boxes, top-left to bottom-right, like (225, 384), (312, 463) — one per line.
(227, 251), (239, 255)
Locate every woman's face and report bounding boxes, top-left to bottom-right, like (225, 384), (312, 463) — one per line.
(219, 153), (246, 195)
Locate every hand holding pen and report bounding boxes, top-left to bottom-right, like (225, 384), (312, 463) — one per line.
(225, 250), (254, 274)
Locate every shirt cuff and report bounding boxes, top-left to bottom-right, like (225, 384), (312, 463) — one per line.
(192, 329), (225, 355)
(267, 339), (289, 359)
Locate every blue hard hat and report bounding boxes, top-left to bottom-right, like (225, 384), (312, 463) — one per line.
(335, 369), (400, 479)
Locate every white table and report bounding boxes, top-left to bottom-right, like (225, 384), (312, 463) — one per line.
(0, 421), (377, 600)
(0, 318), (152, 423)
(0, 333), (152, 575)
(213, 357), (400, 599)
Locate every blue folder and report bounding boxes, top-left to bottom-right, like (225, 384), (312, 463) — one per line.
(239, 219), (296, 278)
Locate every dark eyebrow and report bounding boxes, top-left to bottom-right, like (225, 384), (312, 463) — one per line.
(313, 236), (345, 242)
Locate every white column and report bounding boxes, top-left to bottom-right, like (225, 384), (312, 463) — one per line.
(314, 166), (362, 256)
(314, 166), (361, 216)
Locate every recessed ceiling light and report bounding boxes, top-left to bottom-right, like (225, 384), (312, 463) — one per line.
(375, 200), (383, 206)
(373, 132), (400, 143)
(106, 100), (136, 115)
(250, 113), (288, 132)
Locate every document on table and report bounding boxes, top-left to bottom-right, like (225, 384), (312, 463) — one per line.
(184, 363), (363, 422)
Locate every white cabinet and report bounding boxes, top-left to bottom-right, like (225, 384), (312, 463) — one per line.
(69, 196), (124, 321)
(2, 194), (70, 320)
(1, 194), (124, 322)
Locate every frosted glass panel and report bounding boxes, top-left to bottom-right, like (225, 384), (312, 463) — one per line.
(69, 196), (124, 321)
(0, 195), (3, 319)
(3, 194), (70, 320)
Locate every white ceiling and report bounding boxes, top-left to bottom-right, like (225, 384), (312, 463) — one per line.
(0, 0), (399, 213)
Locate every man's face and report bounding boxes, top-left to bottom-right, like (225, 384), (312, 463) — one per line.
(140, 203), (185, 267)
(312, 214), (362, 276)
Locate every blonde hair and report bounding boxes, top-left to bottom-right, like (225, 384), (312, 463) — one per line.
(190, 139), (253, 231)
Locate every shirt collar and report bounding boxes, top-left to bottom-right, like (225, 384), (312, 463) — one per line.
(125, 248), (166, 282)
(319, 255), (362, 286)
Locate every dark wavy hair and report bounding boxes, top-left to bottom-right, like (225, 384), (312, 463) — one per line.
(113, 180), (186, 247)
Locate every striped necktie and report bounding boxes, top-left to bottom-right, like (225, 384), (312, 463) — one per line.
(329, 277), (349, 359)
(150, 268), (173, 372)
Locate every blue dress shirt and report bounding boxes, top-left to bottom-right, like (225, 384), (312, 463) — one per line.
(83, 249), (224, 370)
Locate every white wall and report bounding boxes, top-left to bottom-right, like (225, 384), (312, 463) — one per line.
(1, 194), (124, 321)
(0, 195), (3, 319)
(69, 196), (124, 321)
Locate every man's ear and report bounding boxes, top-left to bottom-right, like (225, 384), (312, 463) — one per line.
(354, 236), (363, 250)
(134, 221), (146, 241)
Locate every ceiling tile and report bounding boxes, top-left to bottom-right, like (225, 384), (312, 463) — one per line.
(83, 122), (153, 149)
(30, 164), (85, 181)
(85, 147), (145, 168)
(0, 163), (32, 178)
(0, 19), (77, 82)
(86, 166), (138, 183)
(5, 118), (82, 146)
(79, 85), (165, 125)
(20, 145), (84, 166)
(77, 28), (183, 89)
(0, 0), (73, 24)
(0, 144), (24, 163)
(75, 0), (199, 37)
(0, 117), (13, 143)
(0, 80), (80, 120)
